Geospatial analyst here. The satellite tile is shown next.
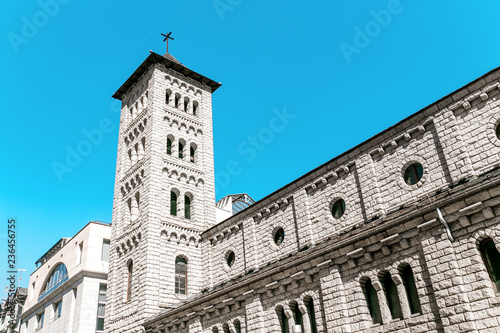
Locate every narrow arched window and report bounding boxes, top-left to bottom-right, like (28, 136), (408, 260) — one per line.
(291, 302), (303, 332)
(175, 256), (187, 295)
(184, 195), (191, 219)
(233, 320), (241, 333)
(167, 138), (172, 155)
(190, 145), (195, 163)
(480, 238), (500, 293)
(193, 101), (198, 115)
(382, 272), (403, 320)
(165, 90), (171, 104)
(212, 328), (219, 333)
(175, 94), (180, 108)
(179, 142), (184, 159)
(126, 261), (133, 301)
(401, 265), (421, 314)
(184, 97), (189, 112)
(276, 306), (288, 333)
(170, 191), (177, 216)
(222, 323), (230, 333)
(304, 297), (317, 333)
(363, 278), (382, 324)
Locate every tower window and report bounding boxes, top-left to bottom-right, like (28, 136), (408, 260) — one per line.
(193, 101), (198, 115)
(170, 191), (178, 216)
(403, 162), (423, 185)
(179, 142), (184, 159)
(175, 256), (187, 295)
(184, 97), (189, 112)
(480, 238), (500, 293)
(223, 323), (230, 333)
(304, 297), (318, 333)
(331, 199), (346, 219)
(126, 261), (133, 301)
(184, 195), (191, 219)
(175, 94), (181, 108)
(233, 320), (241, 333)
(167, 138), (173, 155)
(226, 251), (235, 267)
(382, 272), (403, 320)
(276, 306), (288, 333)
(166, 90), (171, 104)
(274, 228), (285, 245)
(362, 278), (382, 324)
(401, 265), (421, 314)
(190, 145), (196, 163)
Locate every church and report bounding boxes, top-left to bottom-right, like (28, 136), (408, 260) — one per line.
(104, 49), (500, 333)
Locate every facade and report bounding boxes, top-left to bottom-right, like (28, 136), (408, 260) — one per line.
(20, 221), (111, 333)
(106, 51), (500, 333)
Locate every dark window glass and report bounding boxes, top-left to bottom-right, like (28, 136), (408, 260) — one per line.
(170, 191), (177, 216)
(496, 123), (500, 140)
(166, 91), (170, 104)
(401, 265), (421, 314)
(480, 238), (500, 293)
(175, 95), (180, 108)
(234, 320), (241, 333)
(179, 142), (184, 159)
(175, 257), (187, 295)
(190, 146), (195, 163)
(127, 262), (133, 301)
(331, 199), (346, 219)
(193, 103), (198, 115)
(227, 251), (235, 267)
(382, 273), (403, 320)
(274, 228), (285, 245)
(223, 323), (230, 333)
(167, 138), (172, 155)
(277, 307), (288, 333)
(305, 298), (317, 333)
(184, 195), (191, 219)
(404, 163), (423, 185)
(292, 302), (303, 332)
(184, 99), (189, 112)
(363, 278), (382, 324)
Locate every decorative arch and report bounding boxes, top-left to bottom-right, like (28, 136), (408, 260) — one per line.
(39, 263), (68, 301)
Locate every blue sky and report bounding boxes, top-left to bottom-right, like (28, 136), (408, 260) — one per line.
(1, 0), (499, 290)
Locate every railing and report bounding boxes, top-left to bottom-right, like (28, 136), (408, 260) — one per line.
(38, 274), (68, 301)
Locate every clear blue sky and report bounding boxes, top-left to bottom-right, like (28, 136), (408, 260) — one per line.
(1, 0), (499, 290)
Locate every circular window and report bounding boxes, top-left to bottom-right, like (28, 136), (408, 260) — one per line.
(274, 228), (285, 245)
(404, 163), (424, 185)
(226, 251), (235, 267)
(331, 199), (346, 219)
(496, 122), (500, 140)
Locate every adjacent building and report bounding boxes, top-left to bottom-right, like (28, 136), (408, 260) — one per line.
(105, 50), (500, 333)
(19, 221), (110, 333)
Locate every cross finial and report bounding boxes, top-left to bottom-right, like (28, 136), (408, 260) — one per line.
(161, 32), (174, 54)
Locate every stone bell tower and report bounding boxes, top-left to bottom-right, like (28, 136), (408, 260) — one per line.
(105, 51), (221, 333)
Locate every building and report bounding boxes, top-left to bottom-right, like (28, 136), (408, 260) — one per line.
(0, 287), (27, 333)
(20, 221), (111, 333)
(106, 51), (500, 333)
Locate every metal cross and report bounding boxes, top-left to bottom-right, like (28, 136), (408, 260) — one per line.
(161, 32), (174, 53)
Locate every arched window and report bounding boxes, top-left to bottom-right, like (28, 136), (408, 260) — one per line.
(175, 256), (187, 295)
(39, 263), (68, 301)
(480, 238), (500, 293)
(190, 145), (196, 163)
(167, 138), (173, 155)
(165, 90), (171, 104)
(401, 265), (421, 314)
(291, 301), (303, 332)
(276, 306), (288, 333)
(362, 278), (382, 324)
(381, 272), (403, 320)
(170, 191), (177, 216)
(127, 261), (133, 301)
(233, 320), (241, 333)
(178, 141), (184, 159)
(184, 97), (189, 112)
(304, 297), (317, 333)
(184, 195), (191, 219)
(222, 323), (230, 333)
(175, 94), (181, 108)
(193, 101), (198, 115)
(212, 327), (219, 333)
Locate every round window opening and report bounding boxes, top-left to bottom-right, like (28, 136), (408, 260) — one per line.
(226, 251), (235, 267)
(404, 162), (424, 185)
(496, 122), (500, 140)
(274, 228), (285, 245)
(331, 199), (346, 219)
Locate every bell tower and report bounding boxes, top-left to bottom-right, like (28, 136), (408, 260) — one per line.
(105, 51), (221, 333)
